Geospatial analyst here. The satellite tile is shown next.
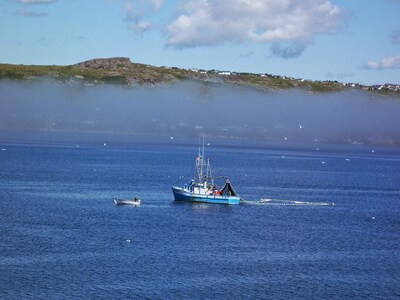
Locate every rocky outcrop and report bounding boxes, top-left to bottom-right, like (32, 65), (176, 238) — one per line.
(72, 57), (132, 70)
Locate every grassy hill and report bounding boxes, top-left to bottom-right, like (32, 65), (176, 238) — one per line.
(1, 57), (399, 95)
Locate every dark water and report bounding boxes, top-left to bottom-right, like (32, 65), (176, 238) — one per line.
(0, 142), (399, 299)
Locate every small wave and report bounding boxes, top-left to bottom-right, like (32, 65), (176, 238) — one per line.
(242, 198), (335, 206)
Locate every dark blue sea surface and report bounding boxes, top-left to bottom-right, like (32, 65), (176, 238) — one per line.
(0, 142), (399, 299)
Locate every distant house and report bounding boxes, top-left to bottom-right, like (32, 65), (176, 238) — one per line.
(218, 71), (231, 75)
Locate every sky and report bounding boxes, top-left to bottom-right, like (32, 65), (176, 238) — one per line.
(1, 0), (400, 85)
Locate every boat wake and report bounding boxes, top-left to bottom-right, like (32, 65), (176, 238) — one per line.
(241, 198), (335, 206)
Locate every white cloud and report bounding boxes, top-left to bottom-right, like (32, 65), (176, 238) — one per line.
(128, 20), (153, 35)
(363, 55), (400, 70)
(365, 61), (379, 70)
(166, 0), (347, 57)
(268, 43), (306, 59)
(15, 9), (47, 17)
(123, 0), (164, 35)
(16, 0), (55, 4)
(381, 55), (400, 69)
(391, 30), (400, 45)
(239, 51), (253, 58)
(148, 0), (163, 10)
(124, 1), (150, 34)
(326, 72), (354, 80)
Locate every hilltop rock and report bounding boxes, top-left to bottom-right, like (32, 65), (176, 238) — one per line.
(72, 57), (132, 70)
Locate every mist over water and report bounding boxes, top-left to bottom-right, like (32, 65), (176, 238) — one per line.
(1, 79), (399, 147)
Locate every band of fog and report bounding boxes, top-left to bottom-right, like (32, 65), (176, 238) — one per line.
(0, 79), (399, 146)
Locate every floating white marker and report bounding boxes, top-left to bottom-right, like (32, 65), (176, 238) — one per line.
(126, 239), (131, 243)
(170, 136), (174, 140)
(299, 124), (303, 129)
(345, 158), (350, 162)
(103, 143), (107, 146)
(322, 161), (326, 164)
(284, 137), (288, 141)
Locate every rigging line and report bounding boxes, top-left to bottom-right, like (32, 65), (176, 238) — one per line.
(172, 169), (193, 186)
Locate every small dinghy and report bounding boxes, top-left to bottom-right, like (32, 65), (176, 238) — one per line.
(113, 197), (141, 206)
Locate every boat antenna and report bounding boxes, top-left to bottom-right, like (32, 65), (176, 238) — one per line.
(195, 134), (206, 184)
(208, 157), (214, 186)
(198, 135), (201, 158)
(202, 134), (205, 159)
(195, 135), (204, 183)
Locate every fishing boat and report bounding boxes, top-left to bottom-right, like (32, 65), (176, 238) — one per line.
(171, 142), (241, 205)
(113, 197), (141, 206)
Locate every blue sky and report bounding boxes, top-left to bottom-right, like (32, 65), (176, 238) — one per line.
(1, 0), (400, 85)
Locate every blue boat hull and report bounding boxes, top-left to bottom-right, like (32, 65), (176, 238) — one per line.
(172, 186), (241, 205)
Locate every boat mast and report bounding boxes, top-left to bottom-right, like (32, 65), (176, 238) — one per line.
(207, 158), (214, 187)
(195, 136), (203, 184)
(194, 135), (207, 185)
(201, 135), (205, 184)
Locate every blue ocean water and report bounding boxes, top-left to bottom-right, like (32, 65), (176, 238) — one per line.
(0, 142), (399, 299)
